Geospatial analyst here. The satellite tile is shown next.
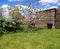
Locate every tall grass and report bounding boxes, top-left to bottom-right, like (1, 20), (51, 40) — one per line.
(0, 29), (60, 49)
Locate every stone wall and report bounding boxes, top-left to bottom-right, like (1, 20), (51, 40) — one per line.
(55, 10), (60, 28)
(35, 8), (57, 28)
(0, 8), (2, 16)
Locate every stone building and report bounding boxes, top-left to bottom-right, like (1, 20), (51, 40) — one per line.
(0, 8), (2, 16)
(35, 8), (57, 29)
(55, 9), (60, 28)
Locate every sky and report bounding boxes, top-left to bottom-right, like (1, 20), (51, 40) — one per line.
(0, 0), (60, 18)
(0, 0), (60, 10)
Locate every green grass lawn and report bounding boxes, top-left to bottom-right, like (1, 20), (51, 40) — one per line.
(0, 29), (60, 49)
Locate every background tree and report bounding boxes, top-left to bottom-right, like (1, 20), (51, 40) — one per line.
(9, 9), (25, 23)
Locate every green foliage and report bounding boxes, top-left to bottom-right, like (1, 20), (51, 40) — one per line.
(0, 16), (5, 34)
(20, 24), (28, 32)
(0, 16), (21, 34)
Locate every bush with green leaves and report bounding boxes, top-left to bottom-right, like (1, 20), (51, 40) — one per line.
(0, 16), (5, 34)
(0, 16), (21, 34)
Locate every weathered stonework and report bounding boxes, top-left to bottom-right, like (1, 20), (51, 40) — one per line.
(0, 8), (2, 16)
(35, 8), (57, 29)
(55, 10), (60, 28)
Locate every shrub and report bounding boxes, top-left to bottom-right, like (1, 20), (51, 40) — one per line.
(0, 16), (21, 34)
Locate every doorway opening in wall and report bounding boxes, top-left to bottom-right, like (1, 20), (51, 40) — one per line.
(47, 23), (53, 29)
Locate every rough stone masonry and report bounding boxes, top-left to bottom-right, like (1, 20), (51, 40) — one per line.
(35, 8), (57, 29)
